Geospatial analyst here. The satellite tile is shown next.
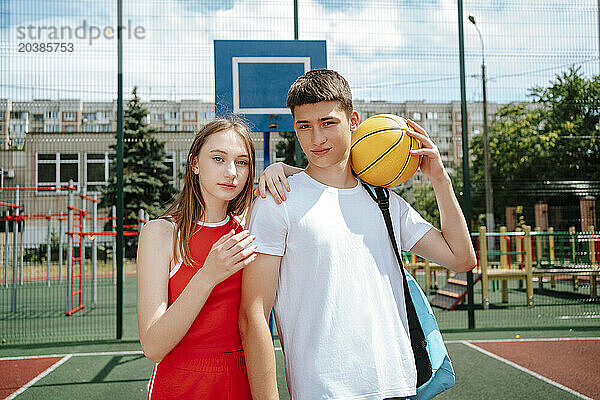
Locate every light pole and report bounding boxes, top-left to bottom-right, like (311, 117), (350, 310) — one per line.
(468, 15), (495, 241)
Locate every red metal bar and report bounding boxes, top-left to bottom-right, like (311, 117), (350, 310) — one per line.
(79, 194), (98, 202)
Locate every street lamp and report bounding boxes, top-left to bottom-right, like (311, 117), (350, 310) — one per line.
(468, 15), (495, 239)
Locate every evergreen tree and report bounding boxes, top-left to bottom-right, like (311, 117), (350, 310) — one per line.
(276, 132), (307, 167)
(100, 88), (176, 249)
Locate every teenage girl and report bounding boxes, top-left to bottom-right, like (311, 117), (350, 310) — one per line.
(136, 118), (258, 399)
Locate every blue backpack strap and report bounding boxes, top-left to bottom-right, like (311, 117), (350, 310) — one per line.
(360, 180), (433, 387)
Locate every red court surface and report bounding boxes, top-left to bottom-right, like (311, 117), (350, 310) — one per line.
(471, 339), (600, 399)
(0, 356), (64, 399)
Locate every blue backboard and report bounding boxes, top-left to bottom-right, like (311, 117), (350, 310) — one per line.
(214, 40), (327, 132)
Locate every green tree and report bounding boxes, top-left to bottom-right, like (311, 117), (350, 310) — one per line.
(396, 168), (465, 229)
(100, 88), (176, 239)
(276, 132), (307, 168)
(470, 67), (600, 225)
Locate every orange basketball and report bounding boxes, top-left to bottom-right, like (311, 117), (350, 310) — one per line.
(351, 114), (422, 187)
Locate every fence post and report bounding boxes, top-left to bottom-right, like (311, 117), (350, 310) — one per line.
(58, 217), (63, 281)
(19, 216), (23, 285)
(589, 225), (597, 299)
(524, 226), (534, 306)
(92, 194), (98, 304)
(536, 227), (543, 289)
(549, 227), (556, 288)
(138, 209), (145, 232)
(47, 209), (51, 286)
(112, 205), (117, 285)
(500, 226), (508, 303)
(80, 186), (87, 306)
(3, 211), (8, 288)
(479, 226), (489, 309)
(569, 226), (578, 291)
(11, 186), (19, 312)
(66, 181), (74, 313)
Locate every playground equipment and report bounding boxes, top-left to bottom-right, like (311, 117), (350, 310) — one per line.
(2, 181), (147, 315)
(407, 225), (600, 310)
(476, 225), (599, 307)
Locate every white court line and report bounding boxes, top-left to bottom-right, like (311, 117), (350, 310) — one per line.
(5, 354), (72, 400)
(0, 350), (143, 361)
(445, 337), (600, 344)
(462, 341), (593, 400)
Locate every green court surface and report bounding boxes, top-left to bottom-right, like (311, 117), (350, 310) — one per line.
(3, 331), (600, 399)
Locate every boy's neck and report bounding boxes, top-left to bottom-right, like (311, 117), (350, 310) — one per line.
(304, 161), (357, 189)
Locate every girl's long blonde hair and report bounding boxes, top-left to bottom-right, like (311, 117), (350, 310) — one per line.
(161, 118), (255, 266)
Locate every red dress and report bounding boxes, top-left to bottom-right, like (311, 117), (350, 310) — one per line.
(147, 216), (252, 399)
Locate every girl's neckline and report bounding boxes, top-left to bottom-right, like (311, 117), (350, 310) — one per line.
(197, 215), (230, 227)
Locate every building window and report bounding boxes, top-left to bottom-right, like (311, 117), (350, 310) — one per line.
(33, 113), (44, 121)
(44, 125), (60, 133)
(45, 111), (58, 120)
(0, 112), (4, 121)
(86, 153), (109, 192)
(184, 125), (196, 132)
(183, 112), (196, 121)
(10, 112), (26, 119)
(98, 111), (112, 120)
(36, 153), (80, 190)
(83, 112), (96, 121)
(426, 112), (438, 120)
(165, 111), (180, 120)
(165, 152), (176, 187)
(153, 113), (163, 121)
(63, 112), (76, 121)
(411, 112), (422, 121)
(64, 125), (76, 132)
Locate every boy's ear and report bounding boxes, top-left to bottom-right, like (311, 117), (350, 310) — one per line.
(349, 110), (360, 132)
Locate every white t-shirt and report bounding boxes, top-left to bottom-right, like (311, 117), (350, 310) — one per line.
(247, 172), (433, 400)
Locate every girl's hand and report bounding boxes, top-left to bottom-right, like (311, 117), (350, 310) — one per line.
(201, 229), (257, 286)
(406, 119), (449, 184)
(254, 162), (291, 204)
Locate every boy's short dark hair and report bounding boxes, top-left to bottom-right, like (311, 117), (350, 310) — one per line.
(286, 69), (353, 118)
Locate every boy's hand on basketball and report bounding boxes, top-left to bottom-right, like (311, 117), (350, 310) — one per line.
(201, 229), (257, 286)
(405, 119), (449, 184)
(254, 161), (291, 204)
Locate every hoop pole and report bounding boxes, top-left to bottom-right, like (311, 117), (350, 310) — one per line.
(263, 132), (270, 168)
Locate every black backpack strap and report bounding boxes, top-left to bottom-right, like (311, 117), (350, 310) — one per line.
(362, 182), (432, 387)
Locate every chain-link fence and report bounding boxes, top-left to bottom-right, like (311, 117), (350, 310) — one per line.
(1, 0), (598, 343)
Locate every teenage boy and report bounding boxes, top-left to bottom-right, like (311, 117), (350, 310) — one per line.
(239, 69), (476, 400)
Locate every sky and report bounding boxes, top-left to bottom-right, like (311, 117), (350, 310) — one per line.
(1, 0), (598, 105)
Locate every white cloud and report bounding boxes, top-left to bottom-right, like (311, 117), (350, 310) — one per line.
(1, 0), (596, 104)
